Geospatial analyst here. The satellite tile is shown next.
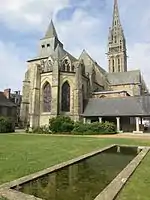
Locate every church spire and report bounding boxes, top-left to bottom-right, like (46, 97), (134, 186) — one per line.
(107, 0), (127, 73)
(45, 20), (58, 39)
(112, 0), (121, 27)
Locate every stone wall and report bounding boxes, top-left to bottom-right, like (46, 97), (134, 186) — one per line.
(111, 83), (141, 96)
(92, 91), (128, 98)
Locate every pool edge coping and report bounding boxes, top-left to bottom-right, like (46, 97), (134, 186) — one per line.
(94, 146), (150, 200)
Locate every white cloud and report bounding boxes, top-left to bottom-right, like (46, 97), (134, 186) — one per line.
(57, 7), (104, 58)
(0, 0), (69, 31)
(128, 43), (150, 88)
(0, 41), (26, 91)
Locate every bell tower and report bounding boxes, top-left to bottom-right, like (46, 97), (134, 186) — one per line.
(107, 0), (127, 73)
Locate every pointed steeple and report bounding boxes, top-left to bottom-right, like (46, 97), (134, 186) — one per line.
(107, 0), (127, 73)
(112, 0), (121, 28)
(45, 20), (58, 39)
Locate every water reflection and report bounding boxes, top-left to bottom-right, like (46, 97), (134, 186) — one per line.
(17, 146), (137, 200)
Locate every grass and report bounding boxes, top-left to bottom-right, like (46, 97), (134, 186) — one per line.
(116, 151), (150, 200)
(0, 134), (150, 199)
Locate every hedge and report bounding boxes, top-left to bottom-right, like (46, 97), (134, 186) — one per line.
(72, 121), (116, 135)
(0, 117), (15, 133)
(33, 116), (116, 135)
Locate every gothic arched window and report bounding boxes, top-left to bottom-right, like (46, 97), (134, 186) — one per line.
(118, 58), (120, 72)
(82, 85), (85, 113)
(61, 81), (70, 112)
(43, 82), (51, 112)
(112, 59), (115, 72)
(71, 65), (75, 72)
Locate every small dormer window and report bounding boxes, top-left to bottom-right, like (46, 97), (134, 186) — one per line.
(47, 44), (50, 47)
(42, 45), (45, 48)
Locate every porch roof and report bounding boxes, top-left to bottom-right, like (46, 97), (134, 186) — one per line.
(83, 95), (150, 117)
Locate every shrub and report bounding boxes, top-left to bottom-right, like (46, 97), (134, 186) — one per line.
(72, 122), (90, 134)
(49, 116), (74, 133)
(72, 121), (116, 135)
(32, 125), (51, 134)
(0, 117), (15, 133)
(101, 121), (116, 133)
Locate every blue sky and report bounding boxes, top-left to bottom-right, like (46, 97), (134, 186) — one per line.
(0, 0), (150, 91)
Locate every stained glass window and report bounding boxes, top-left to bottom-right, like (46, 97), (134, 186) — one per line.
(43, 82), (51, 112)
(61, 81), (70, 112)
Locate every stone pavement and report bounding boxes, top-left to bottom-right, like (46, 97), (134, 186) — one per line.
(88, 133), (150, 140)
(13, 130), (150, 140)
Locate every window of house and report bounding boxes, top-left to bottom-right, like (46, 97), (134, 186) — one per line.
(42, 45), (45, 48)
(61, 81), (70, 112)
(47, 44), (50, 47)
(43, 82), (51, 112)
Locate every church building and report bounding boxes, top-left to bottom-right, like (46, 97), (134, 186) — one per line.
(20, 0), (150, 133)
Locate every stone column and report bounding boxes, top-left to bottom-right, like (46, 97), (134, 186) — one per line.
(99, 117), (102, 123)
(133, 117), (143, 133)
(136, 117), (140, 132)
(116, 117), (120, 132)
(83, 118), (86, 124)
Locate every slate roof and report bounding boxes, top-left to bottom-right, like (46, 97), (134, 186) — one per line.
(83, 95), (150, 117)
(107, 70), (141, 85)
(0, 92), (16, 107)
(79, 50), (107, 75)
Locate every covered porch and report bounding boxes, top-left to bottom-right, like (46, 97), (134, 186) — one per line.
(83, 116), (145, 133)
(82, 96), (150, 134)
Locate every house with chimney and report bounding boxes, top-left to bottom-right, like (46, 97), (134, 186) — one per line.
(0, 89), (22, 126)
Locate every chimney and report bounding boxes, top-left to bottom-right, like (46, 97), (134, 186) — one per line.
(4, 88), (11, 99)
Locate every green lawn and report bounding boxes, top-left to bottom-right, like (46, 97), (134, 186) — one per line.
(0, 134), (150, 199)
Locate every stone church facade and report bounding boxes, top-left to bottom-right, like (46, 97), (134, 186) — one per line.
(20, 0), (149, 132)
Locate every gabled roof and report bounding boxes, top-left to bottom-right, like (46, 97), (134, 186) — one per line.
(0, 92), (16, 107)
(83, 95), (150, 117)
(79, 50), (107, 75)
(107, 70), (141, 85)
(44, 20), (58, 39)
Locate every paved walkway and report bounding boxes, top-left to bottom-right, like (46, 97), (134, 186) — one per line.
(13, 130), (150, 140)
(88, 133), (150, 140)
